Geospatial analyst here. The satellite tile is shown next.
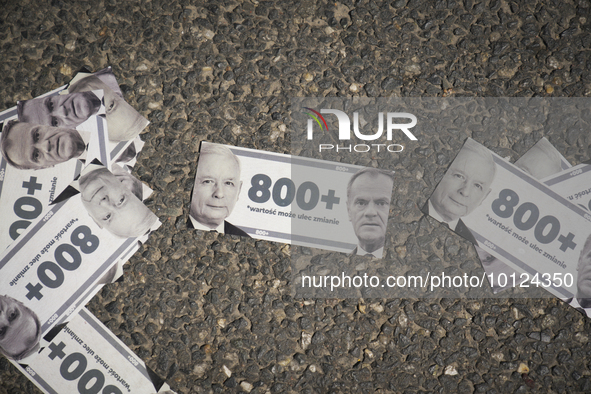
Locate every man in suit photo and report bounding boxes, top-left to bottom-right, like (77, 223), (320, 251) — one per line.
(67, 69), (148, 142)
(189, 143), (250, 237)
(346, 168), (394, 258)
(0, 120), (89, 170)
(423, 140), (496, 245)
(79, 167), (157, 238)
(0, 294), (41, 361)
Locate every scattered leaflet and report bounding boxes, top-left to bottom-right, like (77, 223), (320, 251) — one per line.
(0, 164), (160, 361)
(13, 308), (176, 394)
(425, 138), (591, 316)
(477, 138), (572, 293)
(189, 142), (395, 256)
(0, 100), (109, 250)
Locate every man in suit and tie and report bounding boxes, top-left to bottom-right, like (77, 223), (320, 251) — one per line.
(0, 120), (89, 170)
(576, 233), (591, 308)
(423, 140), (496, 245)
(0, 294), (41, 361)
(189, 143), (250, 237)
(347, 168), (395, 258)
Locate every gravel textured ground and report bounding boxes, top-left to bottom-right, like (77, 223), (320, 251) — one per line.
(2, 0), (591, 393)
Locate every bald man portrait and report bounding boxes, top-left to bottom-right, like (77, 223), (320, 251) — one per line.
(190, 144), (250, 237)
(67, 70), (148, 142)
(0, 294), (41, 360)
(0, 120), (89, 170)
(79, 167), (157, 238)
(346, 168), (394, 258)
(423, 140), (496, 245)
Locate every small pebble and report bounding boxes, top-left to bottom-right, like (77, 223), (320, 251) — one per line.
(444, 365), (458, 375)
(222, 365), (232, 378)
(59, 64), (72, 76)
(240, 382), (253, 392)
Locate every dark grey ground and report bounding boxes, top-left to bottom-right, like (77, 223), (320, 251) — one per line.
(2, 0), (591, 393)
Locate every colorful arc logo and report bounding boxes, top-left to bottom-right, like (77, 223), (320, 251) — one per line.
(304, 108), (328, 132)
